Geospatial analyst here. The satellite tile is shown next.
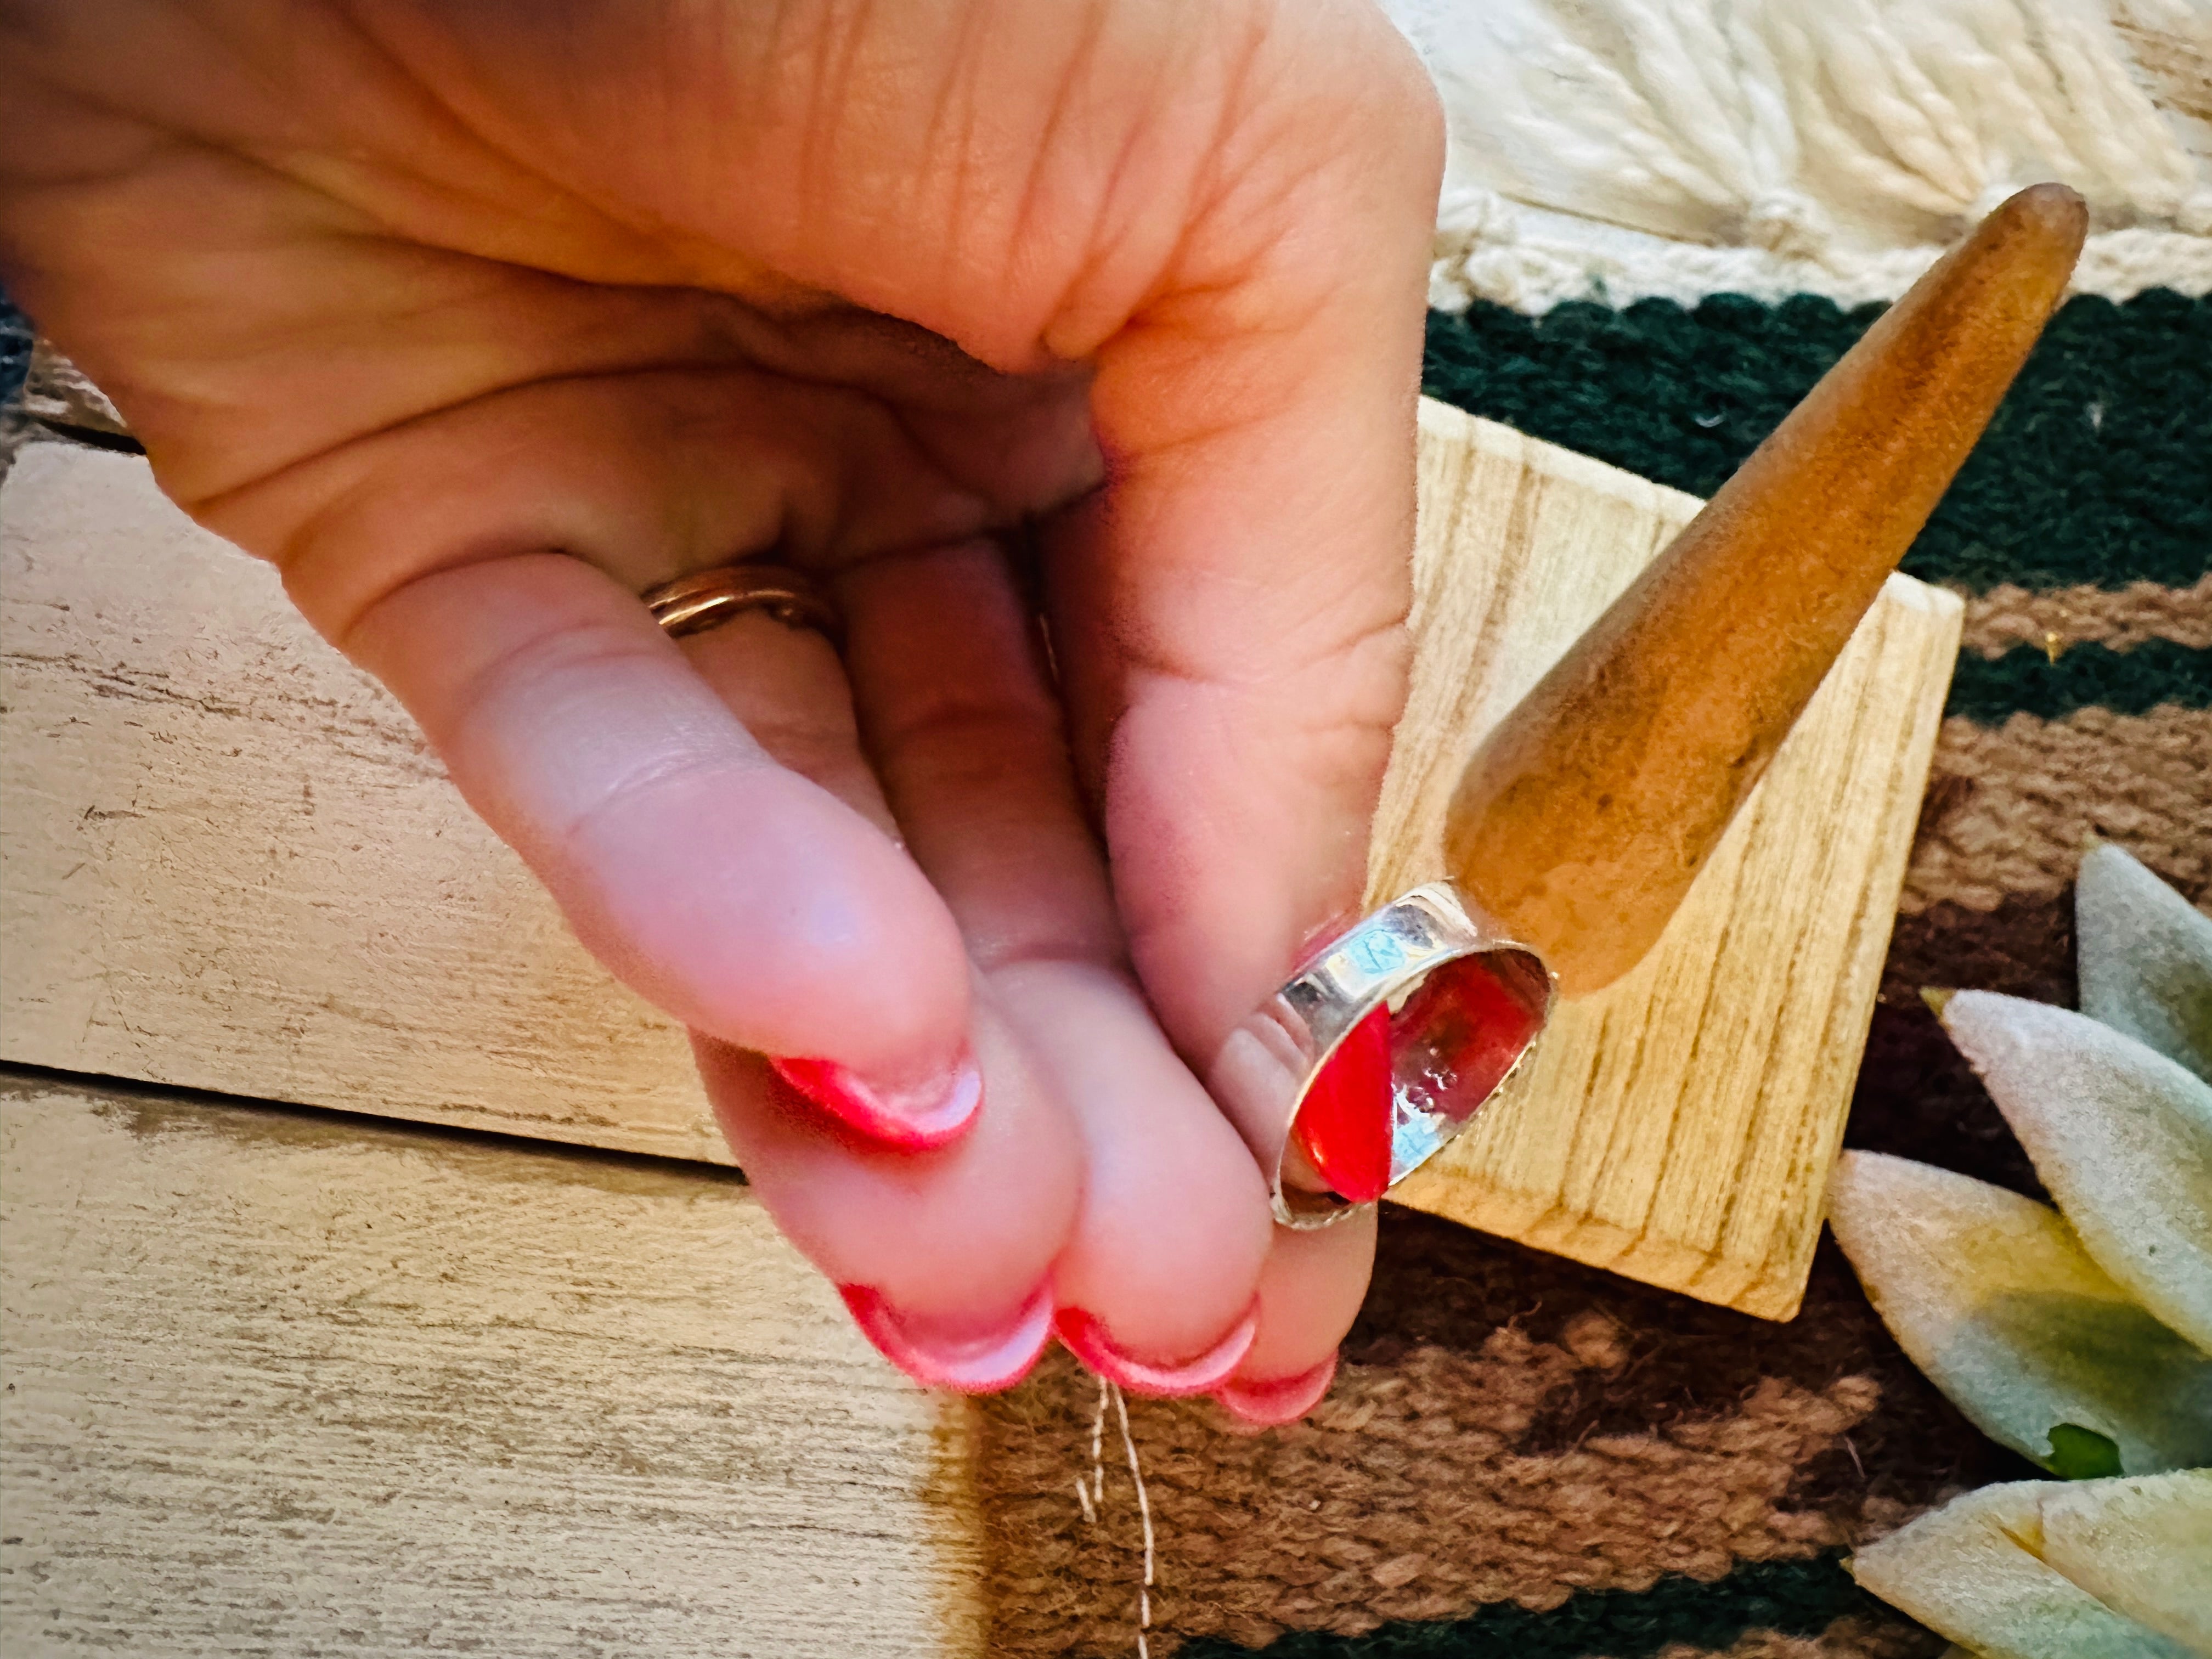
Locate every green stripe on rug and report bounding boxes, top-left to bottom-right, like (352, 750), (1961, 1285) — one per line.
(1177, 1554), (1882, 1659)
(1948, 640), (2212, 723)
(1423, 289), (2211, 594)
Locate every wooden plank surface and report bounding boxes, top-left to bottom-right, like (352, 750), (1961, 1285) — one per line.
(0, 440), (718, 1162)
(0, 1069), (982, 1657)
(0, 410), (1957, 1316)
(1384, 404), (1962, 1317)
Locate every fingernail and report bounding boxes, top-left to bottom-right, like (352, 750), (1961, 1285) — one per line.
(770, 1051), (982, 1150)
(838, 1282), (1053, 1393)
(1290, 1004), (1394, 1204)
(1053, 1300), (1260, 1397)
(1213, 1353), (1338, 1430)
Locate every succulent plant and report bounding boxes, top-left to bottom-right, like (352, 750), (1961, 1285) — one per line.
(1827, 844), (2211, 1655)
(1850, 1469), (2210, 1658)
(1829, 844), (2212, 1478)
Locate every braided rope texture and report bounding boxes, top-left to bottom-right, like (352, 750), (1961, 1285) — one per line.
(978, 289), (2209, 1656)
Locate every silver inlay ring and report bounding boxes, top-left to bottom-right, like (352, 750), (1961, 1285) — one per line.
(643, 562), (843, 644)
(1208, 881), (1554, 1228)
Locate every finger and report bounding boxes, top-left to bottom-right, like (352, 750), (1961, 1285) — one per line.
(676, 604), (1082, 1352)
(676, 607), (896, 842)
(202, 359), (1000, 1124)
(1214, 1210), (1376, 1430)
(695, 1011), (1081, 1391)
(1049, 34), (1444, 1058)
(835, 539), (1274, 1381)
(341, 551), (975, 1106)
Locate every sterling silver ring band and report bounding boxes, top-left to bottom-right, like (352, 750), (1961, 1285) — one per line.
(1207, 881), (1555, 1228)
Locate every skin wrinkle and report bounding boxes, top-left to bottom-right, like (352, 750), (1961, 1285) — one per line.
(859, 660), (1062, 758)
(44, 8), (631, 290)
(805, 0), (871, 255)
(1030, 8), (1224, 368)
(300, 11), (727, 294)
(983, 10), (1192, 373)
(1150, 0), (1288, 299)
(266, 9), (601, 248)
(924, 0), (991, 308)
(343, 5), (735, 284)
(1106, 586), (1412, 706)
(165, 279), (776, 503)
(871, 383), (1099, 534)
(217, 360), (1015, 630)
(332, 554), (600, 703)
(407, 619), (769, 852)
(0, 88), (178, 198)
(188, 343), (692, 527)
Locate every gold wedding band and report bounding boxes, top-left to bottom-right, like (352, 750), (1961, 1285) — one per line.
(642, 563), (843, 644)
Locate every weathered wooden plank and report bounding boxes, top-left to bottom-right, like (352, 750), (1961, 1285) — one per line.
(0, 441), (719, 1162)
(0, 408), (1957, 1318)
(1384, 404), (1962, 1318)
(0, 1070), (983, 1657)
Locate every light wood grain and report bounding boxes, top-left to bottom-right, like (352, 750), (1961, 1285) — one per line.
(1385, 403), (1963, 1318)
(0, 1069), (983, 1658)
(0, 441), (719, 1163)
(0, 413), (1957, 1317)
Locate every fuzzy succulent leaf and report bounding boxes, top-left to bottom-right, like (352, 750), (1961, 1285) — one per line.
(1826, 1152), (2212, 1474)
(2039, 1470), (2212, 1655)
(1939, 991), (2212, 1353)
(1850, 1479), (2203, 1659)
(2078, 844), (2212, 1086)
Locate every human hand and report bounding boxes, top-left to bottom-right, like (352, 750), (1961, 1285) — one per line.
(0, 0), (1442, 1414)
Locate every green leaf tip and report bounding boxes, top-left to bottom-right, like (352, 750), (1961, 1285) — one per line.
(2046, 1423), (2124, 1480)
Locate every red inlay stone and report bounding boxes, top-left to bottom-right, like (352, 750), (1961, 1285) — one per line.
(1392, 953), (1548, 1132)
(1290, 1002), (1394, 1204)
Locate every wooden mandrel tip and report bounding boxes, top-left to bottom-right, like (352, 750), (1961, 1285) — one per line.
(1442, 184), (2087, 997)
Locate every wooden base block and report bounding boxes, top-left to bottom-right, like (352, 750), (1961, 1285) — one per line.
(1383, 405), (1962, 1318)
(0, 408), (1960, 1319)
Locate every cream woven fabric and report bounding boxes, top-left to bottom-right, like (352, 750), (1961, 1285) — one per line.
(1385, 0), (2212, 312)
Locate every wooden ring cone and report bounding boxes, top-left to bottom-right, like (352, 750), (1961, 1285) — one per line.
(1209, 184), (2089, 1225)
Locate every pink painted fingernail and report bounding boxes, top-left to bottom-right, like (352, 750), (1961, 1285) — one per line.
(770, 1051), (982, 1150)
(1053, 1300), (1260, 1397)
(838, 1282), (1054, 1393)
(1213, 1353), (1339, 1430)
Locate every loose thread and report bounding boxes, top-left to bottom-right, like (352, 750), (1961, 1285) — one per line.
(1077, 1375), (1157, 1658)
(1110, 1382), (1155, 1659)
(1089, 1374), (1109, 1511)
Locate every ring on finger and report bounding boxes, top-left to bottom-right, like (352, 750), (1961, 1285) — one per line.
(642, 562), (844, 645)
